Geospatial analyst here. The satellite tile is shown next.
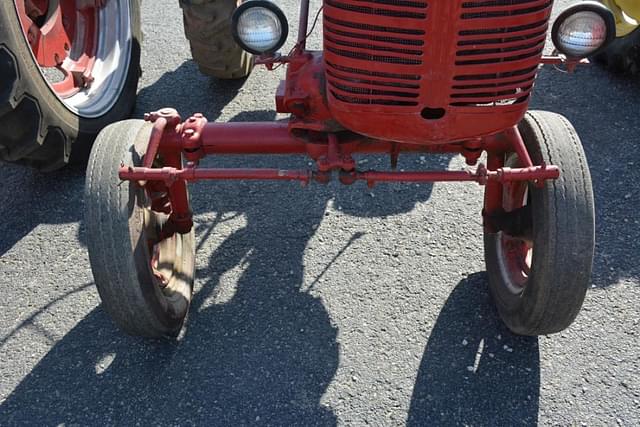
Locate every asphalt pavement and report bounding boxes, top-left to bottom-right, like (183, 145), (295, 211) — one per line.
(0, 0), (639, 425)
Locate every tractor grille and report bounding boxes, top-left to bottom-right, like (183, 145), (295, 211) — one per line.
(324, 0), (552, 109)
(323, 0), (554, 142)
(324, 0), (427, 106)
(451, 0), (551, 107)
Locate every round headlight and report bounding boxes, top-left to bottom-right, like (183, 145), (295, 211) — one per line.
(232, 1), (289, 55)
(552, 2), (616, 58)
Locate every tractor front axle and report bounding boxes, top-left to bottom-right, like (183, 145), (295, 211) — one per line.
(120, 108), (559, 188)
(117, 109), (561, 237)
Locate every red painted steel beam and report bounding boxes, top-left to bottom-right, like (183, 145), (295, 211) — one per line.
(503, 127), (534, 168)
(119, 165), (559, 186)
(355, 166), (559, 184)
(197, 122), (307, 155)
(120, 166), (313, 184)
(297, 0), (310, 49)
(167, 122), (485, 156)
(357, 171), (483, 183)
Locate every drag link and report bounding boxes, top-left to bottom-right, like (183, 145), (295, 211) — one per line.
(119, 164), (559, 187)
(352, 165), (560, 187)
(120, 166), (314, 186)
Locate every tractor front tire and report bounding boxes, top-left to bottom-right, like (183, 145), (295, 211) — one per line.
(180, 0), (253, 79)
(85, 120), (196, 338)
(484, 111), (595, 336)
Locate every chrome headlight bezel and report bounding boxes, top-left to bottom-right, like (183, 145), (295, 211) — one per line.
(551, 1), (616, 59)
(231, 1), (289, 55)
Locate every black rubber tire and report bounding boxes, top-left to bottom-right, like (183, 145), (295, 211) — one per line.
(0, 1), (142, 171)
(85, 120), (195, 338)
(484, 111), (595, 336)
(180, 0), (253, 79)
(593, 26), (640, 75)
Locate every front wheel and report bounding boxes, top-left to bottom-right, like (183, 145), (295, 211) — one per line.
(85, 120), (195, 338)
(484, 111), (595, 336)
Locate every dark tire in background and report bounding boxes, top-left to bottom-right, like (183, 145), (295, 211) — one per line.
(0, 0), (142, 171)
(594, 26), (640, 75)
(484, 111), (596, 336)
(180, 0), (253, 79)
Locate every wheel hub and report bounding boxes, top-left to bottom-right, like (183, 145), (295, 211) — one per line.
(496, 176), (534, 294)
(14, 0), (133, 117)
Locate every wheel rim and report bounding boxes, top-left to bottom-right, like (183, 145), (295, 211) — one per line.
(496, 171), (533, 295)
(142, 201), (179, 295)
(137, 181), (189, 301)
(14, 0), (132, 118)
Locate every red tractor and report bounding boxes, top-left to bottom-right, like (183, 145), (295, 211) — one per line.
(79, 0), (615, 338)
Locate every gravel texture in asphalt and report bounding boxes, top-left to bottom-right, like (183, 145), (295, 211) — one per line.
(0, 0), (638, 425)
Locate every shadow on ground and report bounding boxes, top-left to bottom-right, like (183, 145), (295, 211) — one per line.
(2, 59), (637, 424)
(0, 93), (439, 423)
(0, 164), (85, 255)
(135, 60), (248, 119)
(407, 272), (540, 426)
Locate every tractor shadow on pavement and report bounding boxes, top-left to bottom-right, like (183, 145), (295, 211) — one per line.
(407, 272), (540, 426)
(0, 163), (85, 256)
(0, 108), (442, 424)
(135, 60), (249, 121)
(3, 60), (631, 424)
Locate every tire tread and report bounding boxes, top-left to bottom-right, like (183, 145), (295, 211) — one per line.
(85, 121), (184, 337)
(180, 0), (253, 79)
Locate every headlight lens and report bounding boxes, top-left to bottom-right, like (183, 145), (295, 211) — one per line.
(552, 2), (616, 58)
(232, 2), (289, 55)
(557, 12), (609, 57)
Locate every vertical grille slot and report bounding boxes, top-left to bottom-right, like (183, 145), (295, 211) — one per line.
(325, 0), (428, 19)
(324, 0), (427, 106)
(451, 0), (551, 107)
(324, 0), (551, 111)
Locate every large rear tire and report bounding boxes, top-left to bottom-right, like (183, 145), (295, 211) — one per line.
(85, 120), (195, 338)
(484, 111), (595, 336)
(0, 0), (141, 171)
(180, 0), (253, 79)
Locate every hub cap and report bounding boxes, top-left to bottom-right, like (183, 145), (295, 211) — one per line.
(14, 0), (133, 118)
(496, 180), (533, 295)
